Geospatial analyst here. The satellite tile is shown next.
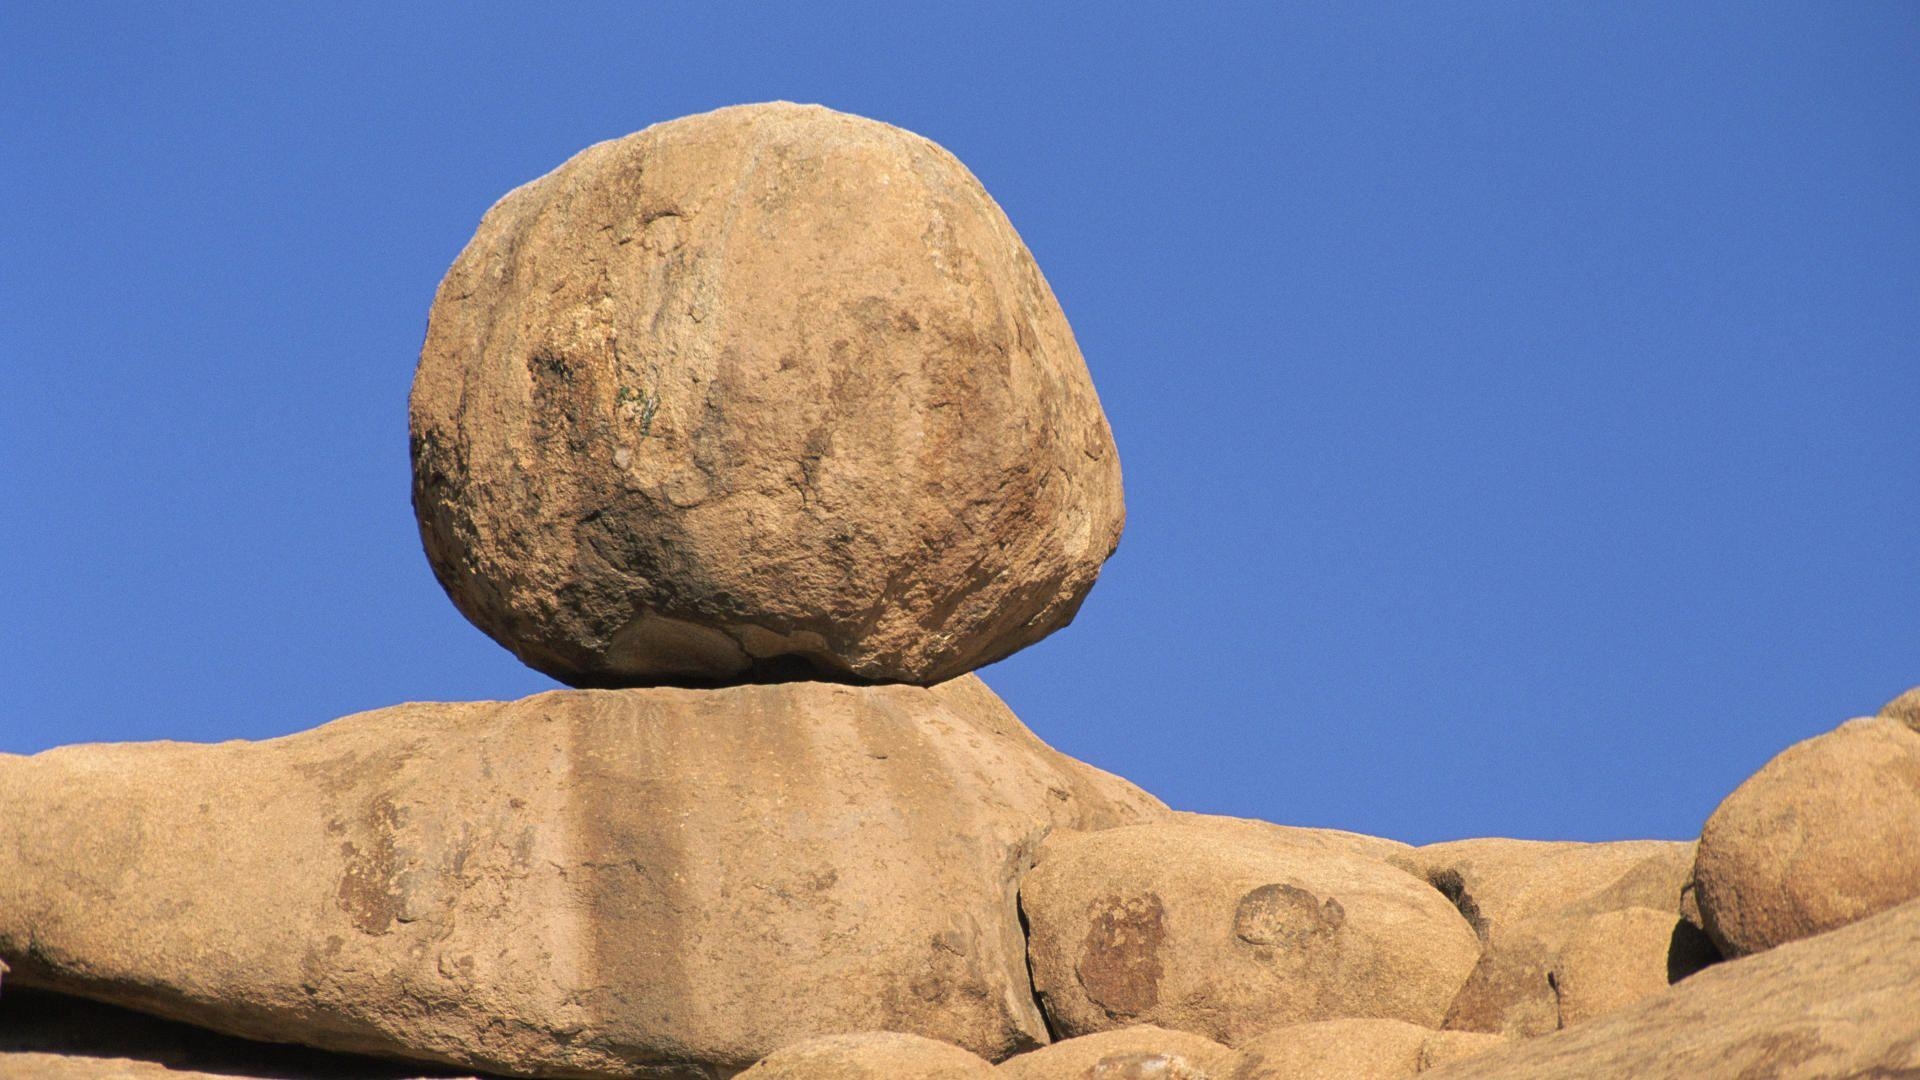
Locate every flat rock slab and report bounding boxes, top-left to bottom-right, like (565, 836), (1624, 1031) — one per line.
(0, 677), (1162, 1077)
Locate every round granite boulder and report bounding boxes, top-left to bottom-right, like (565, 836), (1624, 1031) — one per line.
(411, 102), (1123, 686)
(1693, 716), (1920, 957)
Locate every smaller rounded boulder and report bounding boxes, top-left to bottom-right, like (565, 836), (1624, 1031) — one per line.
(1693, 716), (1920, 957)
(1019, 818), (1481, 1046)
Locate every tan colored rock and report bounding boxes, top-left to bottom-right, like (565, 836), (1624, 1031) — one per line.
(1879, 685), (1920, 732)
(1693, 716), (1920, 958)
(1413, 1031), (1505, 1071)
(1227, 1019), (1503, 1079)
(1403, 837), (1714, 1038)
(0, 677), (1163, 1077)
(1020, 819), (1480, 1046)
(1420, 897), (1920, 1079)
(1227, 1019), (1424, 1079)
(736, 1032), (995, 1079)
(997, 1026), (1235, 1080)
(410, 102), (1124, 688)
(1550, 906), (1688, 1028)
(1394, 838), (1695, 943)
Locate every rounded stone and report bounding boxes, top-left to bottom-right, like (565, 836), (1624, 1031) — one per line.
(411, 102), (1124, 686)
(1020, 818), (1481, 1046)
(1693, 716), (1920, 957)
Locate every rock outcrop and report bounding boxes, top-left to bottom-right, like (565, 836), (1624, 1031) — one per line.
(8, 97), (1918, 1080)
(997, 1026), (1236, 1080)
(1419, 896), (1920, 1079)
(0, 677), (1162, 1077)
(411, 101), (1124, 688)
(735, 1032), (995, 1079)
(1693, 715), (1920, 958)
(1020, 817), (1480, 1045)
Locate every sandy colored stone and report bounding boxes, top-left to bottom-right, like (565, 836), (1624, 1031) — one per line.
(1878, 685), (1920, 732)
(1227, 1019), (1503, 1079)
(0, 677), (1163, 1077)
(736, 1032), (995, 1079)
(410, 102), (1124, 688)
(1227, 1019), (1425, 1079)
(1550, 906), (1691, 1028)
(1393, 837), (1695, 944)
(1420, 897), (1920, 1079)
(1693, 716), (1920, 958)
(997, 1026), (1235, 1080)
(1021, 819), (1479, 1046)
(1400, 837), (1714, 1039)
(1412, 1031), (1505, 1071)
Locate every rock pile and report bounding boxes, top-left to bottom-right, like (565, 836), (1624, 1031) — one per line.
(3, 103), (1918, 1079)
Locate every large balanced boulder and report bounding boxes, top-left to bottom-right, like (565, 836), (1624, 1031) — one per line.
(1394, 838), (1712, 1037)
(0, 676), (1163, 1077)
(1420, 896), (1920, 1079)
(1020, 817), (1480, 1046)
(735, 1033), (995, 1079)
(411, 102), (1124, 688)
(1693, 716), (1920, 958)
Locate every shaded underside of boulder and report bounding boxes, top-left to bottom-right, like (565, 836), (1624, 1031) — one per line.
(0, 988), (479, 1080)
(0, 676), (1163, 1077)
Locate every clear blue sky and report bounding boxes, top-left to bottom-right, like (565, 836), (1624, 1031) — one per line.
(3, 4), (1914, 844)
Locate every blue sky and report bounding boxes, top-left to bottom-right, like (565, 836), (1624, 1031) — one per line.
(3, 4), (1914, 844)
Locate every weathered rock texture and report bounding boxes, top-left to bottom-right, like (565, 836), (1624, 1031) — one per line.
(411, 101), (1124, 688)
(1693, 716), (1920, 958)
(0, 677), (1162, 1077)
(1549, 906), (1694, 1029)
(997, 1026), (1235, 1080)
(1393, 838), (1695, 944)
(735, 1032), (995, 1079)
(1395, 838), (1713, 1037)
(1880, 685), (1920, 732)
(1227, 1019), (1503, 1079)
(1419, 896), (1920, 1079)
(1020, 818), (1480, 1046)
